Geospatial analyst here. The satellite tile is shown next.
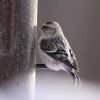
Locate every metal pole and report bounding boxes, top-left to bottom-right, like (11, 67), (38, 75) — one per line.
(0, 0), (38, 100)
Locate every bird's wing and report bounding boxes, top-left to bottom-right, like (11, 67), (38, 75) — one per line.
(44, 42), (79, 71)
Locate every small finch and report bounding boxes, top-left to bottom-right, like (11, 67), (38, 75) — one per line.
(38, 21), (81, 85)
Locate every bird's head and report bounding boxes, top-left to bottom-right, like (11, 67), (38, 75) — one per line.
(39, 21), (63, 38)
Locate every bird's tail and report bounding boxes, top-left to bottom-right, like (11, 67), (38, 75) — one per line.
(67, 69), (82, 86)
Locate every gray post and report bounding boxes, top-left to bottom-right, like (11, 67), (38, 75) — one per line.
(0, 0), (38, 100)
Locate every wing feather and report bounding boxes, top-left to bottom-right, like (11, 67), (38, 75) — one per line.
(40, 37), (79, 71)
(44, 45), (78, 70)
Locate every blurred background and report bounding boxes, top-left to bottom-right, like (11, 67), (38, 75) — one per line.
(36, 0), (100, 100)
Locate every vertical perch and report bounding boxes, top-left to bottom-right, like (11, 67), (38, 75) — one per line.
(0, 0), (38, 100)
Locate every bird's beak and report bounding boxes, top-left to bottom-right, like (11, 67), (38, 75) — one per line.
(38, 26), (43, 33)
(38, 27), (42, 31)
(38, 24), (49, 33)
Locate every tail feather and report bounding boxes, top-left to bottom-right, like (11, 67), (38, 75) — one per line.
(67, 69), (81, 86)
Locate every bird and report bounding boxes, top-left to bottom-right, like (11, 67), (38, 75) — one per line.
(38, 21), (81, 85)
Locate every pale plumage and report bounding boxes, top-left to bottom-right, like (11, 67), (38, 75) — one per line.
(38, 21), (81, 85)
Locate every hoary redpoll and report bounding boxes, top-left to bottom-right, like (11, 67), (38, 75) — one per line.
(38, 21), (81, 85)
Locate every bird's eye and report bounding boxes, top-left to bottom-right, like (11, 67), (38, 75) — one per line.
(42, 25), (50, 29)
